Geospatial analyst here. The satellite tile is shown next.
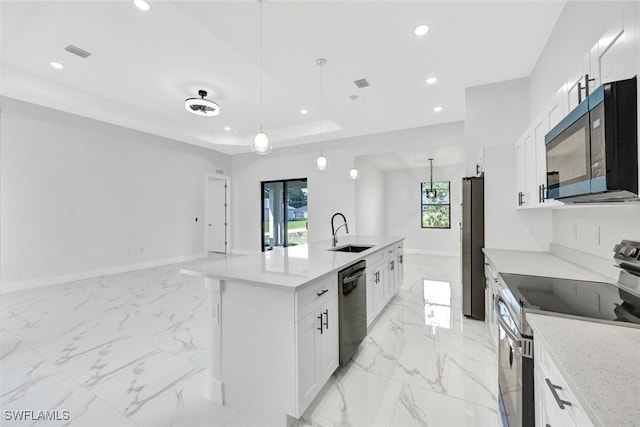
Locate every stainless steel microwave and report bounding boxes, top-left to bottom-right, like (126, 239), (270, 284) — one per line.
(545, 76), (637, 202)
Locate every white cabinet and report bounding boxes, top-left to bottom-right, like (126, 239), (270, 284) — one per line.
(515, 13), (638, 209)
(365, 242), (403, 327)
(515, 135), (528, 207)
(367, 258), (385, 326)
(295, 276), (338, 415)
(534, 337), (593, 427)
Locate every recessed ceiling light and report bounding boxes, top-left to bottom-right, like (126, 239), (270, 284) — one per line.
(301, 109), (308, 115)
(133, 0), (150, 11)
(433, 106), (443, 113)
(414, 25), (430, 36)
(50, 61), (64, 70)
(224, 126), (231, 131)
(426, 76), (438, 85)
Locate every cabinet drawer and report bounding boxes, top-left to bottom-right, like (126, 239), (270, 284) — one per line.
(535, 341), (593, 426)
(394, 241), (403, 255)
(295, 274), (337, 321)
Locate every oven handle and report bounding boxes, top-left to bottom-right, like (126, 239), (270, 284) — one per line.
(495, 296), (522, 346)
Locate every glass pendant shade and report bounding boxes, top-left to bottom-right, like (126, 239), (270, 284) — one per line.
(349, 168), (360, 180)
(251, 132), (271, 155)
(315, 154), (328, 171)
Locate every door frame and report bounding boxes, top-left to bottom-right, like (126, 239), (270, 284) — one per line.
(261, 177), (307, 251)
(204, 173), (231, 254)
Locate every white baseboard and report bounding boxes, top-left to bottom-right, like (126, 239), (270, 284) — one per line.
(230, 248), (260, 256)
(0, 253), (208, 294)
(404, 248), (459, 257)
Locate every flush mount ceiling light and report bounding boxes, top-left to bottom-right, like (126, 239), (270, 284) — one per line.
(414, 24), (430, 36)
(133, 0), (150, 11)
(224, 126), (231, 131)
(426, 76), (438, 85)
(184, 90), (220, 117)
(426, 158), (437, 199)
(50, 61), (64, 69)
(251, 0), (271, 155)
(433, 106), (443, 113)
(300, 109), (308, 115)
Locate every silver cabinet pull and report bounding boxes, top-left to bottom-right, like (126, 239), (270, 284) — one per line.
(317, 314), (324, 334)
(545, 378), (572, 410)
(323, 309), (328, 329)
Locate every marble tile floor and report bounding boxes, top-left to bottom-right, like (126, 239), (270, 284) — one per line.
(1, 253), (499, 427)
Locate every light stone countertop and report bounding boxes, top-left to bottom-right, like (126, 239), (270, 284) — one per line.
(482, 248), (613, 283)
(527, 313), (640, 427)
(180, 236), (403, 290)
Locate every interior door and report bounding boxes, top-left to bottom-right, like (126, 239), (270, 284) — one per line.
(207, 178), (227, 253)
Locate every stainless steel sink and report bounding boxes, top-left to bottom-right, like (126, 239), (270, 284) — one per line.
(329, 244), (373, 253)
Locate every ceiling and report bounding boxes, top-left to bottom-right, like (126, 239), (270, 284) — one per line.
(0, 1), (566, 155)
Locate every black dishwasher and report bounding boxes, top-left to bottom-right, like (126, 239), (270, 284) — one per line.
(338, 260), (367, 365)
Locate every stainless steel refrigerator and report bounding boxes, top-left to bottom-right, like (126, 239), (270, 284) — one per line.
(461, 176), (485, 320)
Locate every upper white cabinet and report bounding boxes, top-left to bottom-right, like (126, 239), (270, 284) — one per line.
(515, 13), (637, 209)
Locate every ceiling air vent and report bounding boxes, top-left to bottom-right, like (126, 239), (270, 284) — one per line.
(354, 78), (370, 88)
(65, 45), (92, 59)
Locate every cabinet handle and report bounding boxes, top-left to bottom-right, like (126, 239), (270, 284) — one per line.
(545, 378), (572, 410)
(518, 192), (523, 206)
(390, 260), (395, 271)
(317, 314), (324, 334)
(323, 309), (328, 329)
(399, 255), (403, 264)
(316, 289), (329, 297)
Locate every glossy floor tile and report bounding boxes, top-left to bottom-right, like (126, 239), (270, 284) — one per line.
(1, 252), (499, 427)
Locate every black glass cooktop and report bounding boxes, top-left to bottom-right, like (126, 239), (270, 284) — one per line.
(500, 273), (640, 325)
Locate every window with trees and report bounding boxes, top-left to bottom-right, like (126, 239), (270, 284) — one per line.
(421, 181), (451, 228)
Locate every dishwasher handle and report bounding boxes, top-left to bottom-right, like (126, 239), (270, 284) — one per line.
(495, 296), (522, 346)
(342, 269), (366, 295)
(343, 268), (366, 284)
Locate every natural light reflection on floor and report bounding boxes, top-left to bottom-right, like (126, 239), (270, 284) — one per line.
(423, 279), (453, 329)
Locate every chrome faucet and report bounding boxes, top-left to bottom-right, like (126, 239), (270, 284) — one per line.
(331, 212), (349, 247)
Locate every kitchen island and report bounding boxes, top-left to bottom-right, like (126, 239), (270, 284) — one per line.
(180, 236), (404, 426)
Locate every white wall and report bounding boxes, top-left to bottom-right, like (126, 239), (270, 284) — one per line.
(354, 158), (385, 237)
(384, 164), (464, 255)
(464, 77), (529, 176)
(0, 97), (231, 292)
(483, 145), (552, 251)
(231, 122), (464, 252)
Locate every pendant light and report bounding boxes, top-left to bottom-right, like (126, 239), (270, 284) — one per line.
(349, 95), (360, 180)
(250, 0), (271, 155)
(315, 58), (328, 171)
(426, 158), (437, 199)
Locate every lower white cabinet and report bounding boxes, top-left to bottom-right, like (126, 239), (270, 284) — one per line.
(365, 242), (403, 327)
(296, 294), (338, 412)
(367, 259), (385, 326)
(534, 338), (593, 427)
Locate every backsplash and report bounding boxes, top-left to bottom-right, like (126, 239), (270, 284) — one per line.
(552, 205), (640, 281)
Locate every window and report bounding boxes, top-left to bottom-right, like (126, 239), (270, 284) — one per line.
(262, 178), (308, 250)
(421, 181), (450, 228)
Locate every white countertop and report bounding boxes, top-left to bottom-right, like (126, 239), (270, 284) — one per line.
(180, 236), (403, 290)
(482, 248), (613, 283)
(527, 313), (640, 427)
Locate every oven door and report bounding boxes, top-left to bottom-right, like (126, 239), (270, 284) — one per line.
(496, 296), (523, 427)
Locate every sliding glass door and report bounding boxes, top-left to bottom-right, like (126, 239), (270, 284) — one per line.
(262, 178), (307, 251)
